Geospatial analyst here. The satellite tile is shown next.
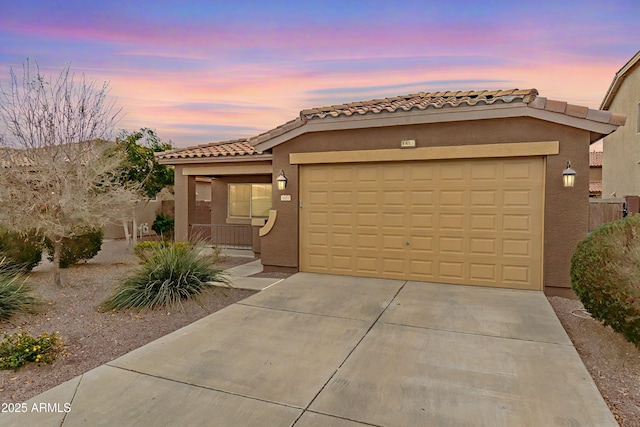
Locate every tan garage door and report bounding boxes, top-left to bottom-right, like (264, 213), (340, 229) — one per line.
(300, 157), (544, 290)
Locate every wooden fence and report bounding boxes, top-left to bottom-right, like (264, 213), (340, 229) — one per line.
(589, 198), (626, 232)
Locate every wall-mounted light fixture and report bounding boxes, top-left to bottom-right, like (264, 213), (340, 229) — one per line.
(276, 170), (288, 190)
(562, 161), (576, 188)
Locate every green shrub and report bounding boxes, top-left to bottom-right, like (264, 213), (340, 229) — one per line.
(101, 242), (227, 311)
(571, 214), (640, 347)
(45, 229), (103, 268)
(0, 259), (40, 321)
(0, 331), (61, 370)
(133, 241), (192, 261)
(152, 213), (174, 239)
(0, 229), (43, 272)
(134, 241), (168, 261)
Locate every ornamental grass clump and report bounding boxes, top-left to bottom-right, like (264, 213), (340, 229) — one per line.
(571, 214), (640, 348)
(101, 242), (227, 311)
(0, 331), (61, 370)
(0, 259), (40, 321)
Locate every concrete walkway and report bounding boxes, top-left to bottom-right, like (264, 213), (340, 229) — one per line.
(1, 274), (616, 426)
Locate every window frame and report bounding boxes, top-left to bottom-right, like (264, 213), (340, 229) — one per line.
(227, 183), (272, 219)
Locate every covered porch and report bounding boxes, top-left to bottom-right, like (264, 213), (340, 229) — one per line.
(156, 140), (273, 256)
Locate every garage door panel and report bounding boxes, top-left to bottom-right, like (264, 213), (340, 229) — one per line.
(503, 190), (532, 207)
(411, 236), (434, 252)
(410, 213), (434, 230)
(356, 234), (377, 249)
(469, 263), (497, 281)
(471, 190), (498, 207)
(382, 212), (405, 227)
(439, 261), (465, 280)
(356, 257), (378, 273)
(410, 191), (434, 207)
(470, 214), (497, 231)
(502, 215), (531, 232)
(440, 164), (465, 180)
(503, 239), (531, 257)
(332, 191), (353, 206)
(440, 190), (465, 206)
(331, 212), (352, 226)
(469, 238), (496, 255)
(357, 191), (378, 206)
(300, 158), (543, 290)
(470, 163), (498, 180)
(440, 213), (465, 230)
(503, 161), (536, 180)
(382, 258), (405, 274)
(331, 233), (352, 248)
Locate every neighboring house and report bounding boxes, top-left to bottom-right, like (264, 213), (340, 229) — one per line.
(589, 151), (603, 197)
(157, 89), (625, 297)
(600, 50), (640, 198)
(103, 179), (211, 240)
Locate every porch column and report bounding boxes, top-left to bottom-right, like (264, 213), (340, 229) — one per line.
(174, 166), (197, 241)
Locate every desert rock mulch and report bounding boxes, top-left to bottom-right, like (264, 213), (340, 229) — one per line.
(548, 296), (640, 427)
(0, 241), (255, 402)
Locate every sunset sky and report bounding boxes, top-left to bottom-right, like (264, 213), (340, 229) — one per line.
(1, 1), (637, 147)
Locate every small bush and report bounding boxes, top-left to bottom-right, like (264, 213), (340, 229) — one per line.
(152, 213), (174, 239)
(134, 241), (168, 261)
(0, 260), (40, 321)
(45, 229), (103, 268)
(101, 242), (227, 311)
(0, 229), (43, 272)
(0, 331), (61, 370)
(571, 214), (640, 347)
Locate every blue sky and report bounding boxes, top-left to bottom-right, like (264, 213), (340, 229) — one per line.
(0, 0), (637, 147)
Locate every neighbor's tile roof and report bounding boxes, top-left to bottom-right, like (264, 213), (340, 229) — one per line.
(155, 138), (265, 161)
(590, 151), (603, 167)
(590, 181), (602, 194)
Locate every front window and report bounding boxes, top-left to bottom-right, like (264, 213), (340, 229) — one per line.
(228, 183), (272, 218)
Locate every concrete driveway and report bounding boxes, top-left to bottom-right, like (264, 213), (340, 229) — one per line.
(2, 273), (616, 426)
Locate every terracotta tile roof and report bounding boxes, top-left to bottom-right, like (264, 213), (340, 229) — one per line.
(528, 97), (625, 126)
(300, 89), (537, 120)
(158, 88), (626, 162)
(300, 88), (625, 127)
(155, 138), (265, 161)
(251, 117), (305, 147)
(590, 151), (603, 167)
(590, 181), (602, 194)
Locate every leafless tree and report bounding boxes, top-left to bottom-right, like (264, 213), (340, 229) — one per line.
(0, 60), (140, 286)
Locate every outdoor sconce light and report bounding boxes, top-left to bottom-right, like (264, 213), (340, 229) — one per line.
(562, 161), (576, 188)
(276, 170), (288, 190)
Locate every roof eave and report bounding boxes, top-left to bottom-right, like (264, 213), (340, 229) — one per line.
(157, 153), (272, 165)
(600, 50), (640, 110)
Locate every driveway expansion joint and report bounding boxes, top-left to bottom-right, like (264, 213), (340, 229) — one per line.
(236, 301), (377, 323)
(379, 320), (576, 346)
(103, 363), (305, 411)
(290, 280), (408, 426)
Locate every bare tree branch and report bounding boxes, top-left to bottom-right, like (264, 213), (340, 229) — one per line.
(0, 60), (139, 286)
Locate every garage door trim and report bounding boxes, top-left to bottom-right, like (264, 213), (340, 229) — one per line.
(290, 141), (558, 165)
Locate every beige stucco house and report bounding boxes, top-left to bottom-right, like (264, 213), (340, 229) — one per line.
(157, 89), (624, 297)
(601, 50), (640, 198)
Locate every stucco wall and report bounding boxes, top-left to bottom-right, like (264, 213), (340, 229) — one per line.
(260, 117), (591, 294)
(603, 66), (640, 197)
